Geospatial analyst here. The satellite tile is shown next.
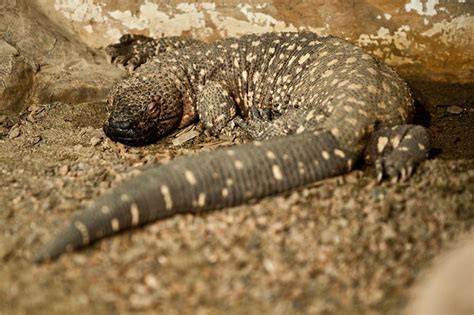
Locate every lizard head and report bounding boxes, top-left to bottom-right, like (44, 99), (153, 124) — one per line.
(103, 72), (183, 146)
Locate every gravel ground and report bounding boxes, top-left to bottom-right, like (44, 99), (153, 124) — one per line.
(0, 80), (473, 315)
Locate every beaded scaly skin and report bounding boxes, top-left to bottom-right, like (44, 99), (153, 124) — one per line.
(34, 32), (430, 263)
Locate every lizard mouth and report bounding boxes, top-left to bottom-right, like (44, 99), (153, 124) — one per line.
(103, 116), (179, 146)
(103, 120), (159, 146)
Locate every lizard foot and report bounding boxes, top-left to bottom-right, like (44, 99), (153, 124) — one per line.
(105, 34), (156, 73)
(233, 116), (268, 140)
(365, 125), (430, 183)
(231, 107), (276, 139)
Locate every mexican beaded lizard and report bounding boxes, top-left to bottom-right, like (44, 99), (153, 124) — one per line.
(34, 32), (430, 263)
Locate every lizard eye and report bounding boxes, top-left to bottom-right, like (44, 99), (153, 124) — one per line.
(147, 101), (158, 115)
(147, 95), (161, 117)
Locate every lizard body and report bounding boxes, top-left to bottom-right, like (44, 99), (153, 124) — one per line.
(34, 32), (430, 263)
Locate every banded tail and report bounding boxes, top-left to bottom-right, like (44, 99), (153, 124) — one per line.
(34, 130), (352, 263)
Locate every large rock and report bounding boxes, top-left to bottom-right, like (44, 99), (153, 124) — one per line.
(0, 0), (123, 116)
(41, 0), (474, 84)
(405, 234), (474, 315)
(0, 40), (34, 114)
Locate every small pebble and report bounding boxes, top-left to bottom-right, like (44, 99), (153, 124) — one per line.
(263, 258), (276, 274)
(29, 135), (42, 146)
(90, 136), (102, 146)
(447, 105), (463, 114)
(59, 164), (70, 176)
(382, 224), (397, 240)
(73, 144), (83, 151)
(0, 236), (19, 260)
(8, 126), (21, 139)
(129, 293), (154, 309)
(144, 274), (159, 290)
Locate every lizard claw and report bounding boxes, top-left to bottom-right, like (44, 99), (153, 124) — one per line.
(232, 116), (251, 132)
(249, 107), (272, 122)
(375, 157), (416, 183)
(112, 55), (124, 66)
(116, 62), (127, 72)
(106, 55), (113, 64)
(399, 165), (414, 182)
(376, 160), (384, 183)
(127, 64), (135, 75)
(119, 33), (135, 44)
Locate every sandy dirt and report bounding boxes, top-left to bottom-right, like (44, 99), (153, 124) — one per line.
(0, 77), (473, 314)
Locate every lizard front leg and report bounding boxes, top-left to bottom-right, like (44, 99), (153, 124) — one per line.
(196, 81), (238, 136)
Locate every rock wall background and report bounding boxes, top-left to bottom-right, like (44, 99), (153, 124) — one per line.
(0, 0), (472, 115)
(42, 0), (473, 83)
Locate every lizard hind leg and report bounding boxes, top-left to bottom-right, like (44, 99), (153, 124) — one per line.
(364, 125), (430, 182)
(105, 34), (157, 72)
